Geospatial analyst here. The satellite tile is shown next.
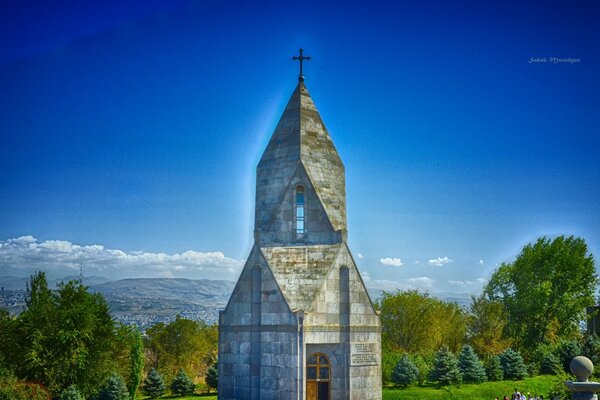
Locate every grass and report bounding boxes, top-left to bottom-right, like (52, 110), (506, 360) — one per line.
(383, 375), (557, 400)
(139, 375), (557, 400)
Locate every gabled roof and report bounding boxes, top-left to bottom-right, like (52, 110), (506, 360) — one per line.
(256, 82), (346, 233)
(259, 244), (341, 311)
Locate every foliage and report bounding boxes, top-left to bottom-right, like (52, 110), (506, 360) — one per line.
(582, 334), (600, 367)
(0, 362), (50, 400)
(143, 368), (166, 399)
(391, 355), (419, 387)
(127, 328), (144, 400)
(458, 345), (487, 383)
(499, 348), (527, 380)
(0, 272), (123, 398)
(60, 385), (83, 400)
(467, 294), (511, 358)
(484, 355), (503, 381)
(144, 316), (218, 381)
(382, 350), (404, 386)
(485, 236), (597, 351)
(429, 346), (462, 386)
(535, 344), (562, 375)
(411, 354), (431, 386)
(547, 370), (573, 400)
(97, 373), (129, 400)
(171, 368), (195, 396)
(377, 290), (468, 354)
(556, 339), (583, 372)
(205, 362), (219, 393)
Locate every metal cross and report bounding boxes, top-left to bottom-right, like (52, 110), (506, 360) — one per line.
(292, 48), (311, 82)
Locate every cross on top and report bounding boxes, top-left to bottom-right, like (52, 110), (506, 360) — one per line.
(292, 48), (311, 82)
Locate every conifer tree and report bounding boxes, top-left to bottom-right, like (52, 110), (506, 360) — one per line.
(499, 348), (527, 380)
(206, 362), (219, 393)
(583, 334), (600, 366)
(60, 385), (83, 400)
(458, 345), (487, 383)
(391, 354), (419, 387)
(539, 351), (561, 375)
(97, 373), (130, 400)
(485, 356), (504, 381)
(128, 329), (144, 400)
(143, 368), (166, 399)
(170, 368), (195, 396)
(429, 346), (463, 386)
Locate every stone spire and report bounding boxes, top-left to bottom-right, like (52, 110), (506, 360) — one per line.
(255, 82), (347, 246)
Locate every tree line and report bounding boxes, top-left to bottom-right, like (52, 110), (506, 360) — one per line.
(0, 272), (218, 400)
(379, 235), (598, 392)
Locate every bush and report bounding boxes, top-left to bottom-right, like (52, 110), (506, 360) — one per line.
(458, 345), (487, 383)
(60, 385), (83, 400)
(391, 355), (418, 387)
(143, 368), (166, 399)
(557, 339), (583, 372)
(485, 356), (503, 381)
(429, 346), (462, 386)
(170, 368), (194, 396)
(205, 362), (219, 392)
(540, 351), (562, 375)
(97, 373), (129, 400)
(583, 335), (600, 367)
(411, 354), (431, 386)
(499, 348), (527, 380)
(381, 350), (403, 386)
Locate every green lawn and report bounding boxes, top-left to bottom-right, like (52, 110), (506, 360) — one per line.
(383, 375), (557, 400)
(140, 375), (557, 400)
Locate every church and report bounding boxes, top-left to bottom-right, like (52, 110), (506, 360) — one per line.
(218, 50), (382, 400)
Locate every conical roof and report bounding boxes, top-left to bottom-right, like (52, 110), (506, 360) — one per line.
(256, 82), (346, 234)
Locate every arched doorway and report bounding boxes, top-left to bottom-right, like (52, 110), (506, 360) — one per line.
(306, 353), (330, 400)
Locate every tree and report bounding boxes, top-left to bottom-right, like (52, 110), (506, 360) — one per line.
(0, 272), (120, 398)
(97, 373), (130, 400)
(499, 348), (527, 380)
(170, 368), (194, 396)
(557, 339), (583, 372)
(143, 368), (166, 399)
(145, 316), (218, 381)
(458, 345), (487, 383)
(377, 290), (468, 354)
(429, 346), (462, 386)
(205, 362), (219, 393)
(583, 335), (600, 367)
(485, 356), (503, 381)
(60, 385), (83, 400)
(485, 236), (597, 351)
(539, 351), (561, 375)
(391, 355), (418, 387)
(468, 294), (511, 357)
(127, 329), (144, 400)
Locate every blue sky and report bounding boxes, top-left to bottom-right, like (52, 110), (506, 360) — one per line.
(1, 0), (599, 295)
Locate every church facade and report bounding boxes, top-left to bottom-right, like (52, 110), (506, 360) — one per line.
(218, 73), (381, 399)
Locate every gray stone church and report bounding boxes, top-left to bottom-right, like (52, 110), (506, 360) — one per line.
(218, 63), (381, 399)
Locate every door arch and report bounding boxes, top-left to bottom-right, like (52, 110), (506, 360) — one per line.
(306, 353), (330, 400)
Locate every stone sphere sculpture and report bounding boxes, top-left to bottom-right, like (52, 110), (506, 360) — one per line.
(571, 356), (594, 382)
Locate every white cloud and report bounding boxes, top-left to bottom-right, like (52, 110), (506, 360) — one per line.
(414, 260), (420, 265)
(479, 259), (484, 265)
(379, 257), (404, 267)
(357, 253), (364, 259)
(428, 256), (453, 266)
(406, 276), (434, 288)
(0, 236), (244, 280)
(448, 278), (487, 287)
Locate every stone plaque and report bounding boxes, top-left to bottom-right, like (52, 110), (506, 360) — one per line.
(351, 342), (377, 366)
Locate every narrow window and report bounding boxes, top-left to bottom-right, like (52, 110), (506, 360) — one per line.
(296, 186), (305, 238)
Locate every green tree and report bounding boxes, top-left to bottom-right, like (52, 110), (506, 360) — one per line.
(127, 329), (144, 400)
(377, 290), (468, 354)
(429, 346), (462, 386)
(205, 362), (219, 393)
(557, 339), (583, 372)
(468, 294), (511, 357)
(97, 373), (129, 400)
(485, 236), (597, 351)
(145, 316), (217, 381)
(60, 385), (84, 400)
(458, 345), (487, 383)
(170, 368), (194, 396)
(143, 368), (166, 399)
(391, 354), (418, 387)
(499, 348), (527, 380)
(1, 272), (119, 397)
(583, 335), (600, 367)
(485, 356), (503, 381)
